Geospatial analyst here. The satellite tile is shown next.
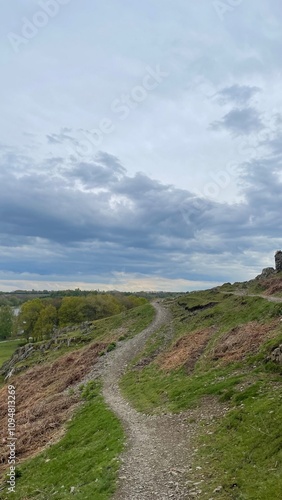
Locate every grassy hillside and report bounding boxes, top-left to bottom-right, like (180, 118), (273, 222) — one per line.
(1, 304), (155, 377)
(1, 277), (282, 499)
(121, 289), (282, 499)
(0, 303), (155, 499)
(11, 381), (124, 500)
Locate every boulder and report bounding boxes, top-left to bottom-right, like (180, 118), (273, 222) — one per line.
(268, 344), (282, 365)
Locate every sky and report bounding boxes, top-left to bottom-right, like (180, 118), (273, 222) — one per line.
(0, 0), (282, 292)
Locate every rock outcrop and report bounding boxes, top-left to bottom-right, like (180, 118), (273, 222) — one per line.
(255, 252), (282, 279)
(0, 321), (95, 379)
(256, 267), (275, 280)
(275, 251), (282, 272)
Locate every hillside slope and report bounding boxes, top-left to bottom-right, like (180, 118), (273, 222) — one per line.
(1, 276), (282, 499)
(0, 304), (155, 499)
(121, 287), (282, 499)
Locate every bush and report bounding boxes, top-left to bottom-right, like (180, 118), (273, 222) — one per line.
(106, 342), (117, 352)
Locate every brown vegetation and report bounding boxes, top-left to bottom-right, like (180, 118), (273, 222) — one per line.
(159, 328), (215, 372)
(211, 320), (280, 363)
(0, 341), (107, 473)
(259, 275), (282, 295)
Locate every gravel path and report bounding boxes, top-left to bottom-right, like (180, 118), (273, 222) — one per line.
(222, 291), (282, 303)
(100, 301), (226, 499)
(250, 293), (282, 303)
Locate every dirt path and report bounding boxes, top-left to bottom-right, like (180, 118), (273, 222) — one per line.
(223, 291), (282, 303)
(101, 302), (226, 499)
(249, 293), (282, 303)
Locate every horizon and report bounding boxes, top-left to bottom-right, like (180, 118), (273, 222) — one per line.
(0, 277), (222, 294)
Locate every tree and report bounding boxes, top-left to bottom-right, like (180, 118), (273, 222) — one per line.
(115, 294), (147, 310)
(0, 306), (14, 340)
(58, 294), (125, 325)
(94, 294), (123, 319)
(16, 299), (44, 341)
(80, 294), (123, 321)
(58, 297), (85, 326)
(33, 304), (58, 341)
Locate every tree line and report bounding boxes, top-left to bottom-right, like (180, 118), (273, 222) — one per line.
(0, 293), (147, 342)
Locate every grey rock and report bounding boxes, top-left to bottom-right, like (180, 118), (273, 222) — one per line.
(262, 267), (275, 278)
(268, 344), (282, 365)
(213, 485), (223, 493)
(275, 250), (282, 272)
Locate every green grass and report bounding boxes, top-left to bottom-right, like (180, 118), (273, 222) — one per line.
(92, 303), (155, 342)
(0, 340), (21, 367)
(197, 385), (282, 499)
(173, 292), (282, 333)
(121, 292), (282, 414)
(4, 381), (124, 500)
(120, 362), (245, 413)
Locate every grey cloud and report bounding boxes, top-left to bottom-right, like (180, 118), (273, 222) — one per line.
(43, 157), (65, 168)
(262, 134), (282, 156)
(214, 85), (261, 106)
(1, 143), (282, 282)
(211, 107), (264, 135)
(96, 151), (126, 174)
(68, 152), (127, 187)
(46, 130), (81, 148)
(70, 162), (122, 187)
(46, 135), (62, 145)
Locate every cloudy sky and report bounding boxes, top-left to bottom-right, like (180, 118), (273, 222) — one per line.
(0, 0), (282, 292)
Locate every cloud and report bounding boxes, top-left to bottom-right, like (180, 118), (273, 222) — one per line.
(210, 107), (264, 135)
(46, 130), (81, 148)
(69, 153), (126, 188)
(0, 141), (282, 287)
(214, 84), (261, 106)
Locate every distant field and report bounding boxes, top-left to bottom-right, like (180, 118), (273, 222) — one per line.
(0, 339), (20, 368)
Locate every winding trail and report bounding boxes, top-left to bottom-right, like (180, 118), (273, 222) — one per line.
(223, 291), (282, 303)
(245, 293), (282, 303)
(101, 302), (225, 500)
